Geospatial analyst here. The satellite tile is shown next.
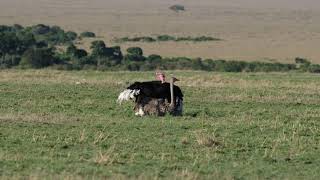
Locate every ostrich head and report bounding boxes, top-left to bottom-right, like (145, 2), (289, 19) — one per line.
(155, 71), (166, 83)
(171, 77), (179, 83)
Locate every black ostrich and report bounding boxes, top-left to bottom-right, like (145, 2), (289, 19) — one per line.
(117, 72), (183, 116)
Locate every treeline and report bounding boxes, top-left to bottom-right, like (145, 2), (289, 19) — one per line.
(1, 24), (319, 73)
(114, 35), (222, 43)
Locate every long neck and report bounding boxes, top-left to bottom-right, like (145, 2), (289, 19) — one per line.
(170, 78), (174, 107)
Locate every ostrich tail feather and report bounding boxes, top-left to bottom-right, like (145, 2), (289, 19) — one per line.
(117, 89), (140, 104)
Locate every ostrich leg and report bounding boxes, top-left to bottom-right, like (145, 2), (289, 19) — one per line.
(134, 95), (145, 116)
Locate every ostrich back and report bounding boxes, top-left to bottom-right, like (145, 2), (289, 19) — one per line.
(127, 81), (183, 102)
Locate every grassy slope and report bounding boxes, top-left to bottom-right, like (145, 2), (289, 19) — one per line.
(0, 70), (320, 179)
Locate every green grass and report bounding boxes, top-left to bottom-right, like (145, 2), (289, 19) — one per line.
(0, 70), (320, 179)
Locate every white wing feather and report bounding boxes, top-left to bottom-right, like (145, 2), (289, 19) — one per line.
(117, 89), (140, 104)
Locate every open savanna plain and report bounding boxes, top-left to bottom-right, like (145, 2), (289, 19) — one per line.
(0, 70), (320, 179)
(1, 0), (320, 62)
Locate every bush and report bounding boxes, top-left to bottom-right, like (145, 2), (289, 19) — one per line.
(66, 31), (78, 41)
(124, 54), (145, 62)
(124, 47), (145, 62)
(169, 5), (185, 12)
(147, 54), (162, 62)
(157, 35), (175, 41)
(66, 44), (77, 55)
(20, 48), (55, 68)
(295, 57), (311, 71)
(135, 37), (156, 42)
(2, 24), (320, 73)
(31, 24), (51, 35)
(308, 64), (320, 73)
(67, 44), (87, 58)
(0, 55), (21, 68)
(80, 31), (96, 38)
(115, 36), (156, 43)
(24, 25), (77, 45)
(127, 47), (143, 56)
(116, 35), (221, 43)
(74, 49), (88, 58)
(295, 57), (311, 65)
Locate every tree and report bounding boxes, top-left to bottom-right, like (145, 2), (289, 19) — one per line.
(169, 5), (185, 12)
(50, 26), (63, 34)
(157, 35), (175, 41)
(295, 57), (311, 70)
(0, 32), (20, 59)
(90, 40), (106, 57)
(295, 57), (310, 65)
(67, 44), (87, 58)
(16, 32), (36, 55)
(74, 49), (88, 58)
(90, 41), (124, 66)
(31, 24), (51, 35)
(127, 47), (143, 56)
(13, 24), (23, 31)
(147, 54), (162, 62)
(20, 48), (55, 68)
(0, 25), (11, 33)
(106, 46), (123, 64)
(80, 31), (96, 38)
(66, 31), (77, 41)
(66, 44), (77, 56)
(124, 47), (145, 62)
(36, 41), (48, 48)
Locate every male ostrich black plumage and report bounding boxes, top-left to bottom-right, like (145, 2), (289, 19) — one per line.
(117, 73), (183, 116)
(127, 81), (183, 104)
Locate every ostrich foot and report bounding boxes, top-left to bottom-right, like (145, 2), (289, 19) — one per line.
(135, 107), (145, 116)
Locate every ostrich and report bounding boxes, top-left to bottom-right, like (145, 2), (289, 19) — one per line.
(117, 73), (183, 116)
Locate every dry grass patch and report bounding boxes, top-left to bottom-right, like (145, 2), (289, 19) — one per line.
(93, 146), (118, 165)
(194, 130), (222, 148)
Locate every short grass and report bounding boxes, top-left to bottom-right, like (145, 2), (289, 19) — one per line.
(0, 70), (320, 179)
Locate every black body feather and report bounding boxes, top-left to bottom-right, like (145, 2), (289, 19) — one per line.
(127, 81), (183, 103)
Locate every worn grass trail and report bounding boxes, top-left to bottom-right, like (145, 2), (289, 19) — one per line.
(0, 70), (320, 179)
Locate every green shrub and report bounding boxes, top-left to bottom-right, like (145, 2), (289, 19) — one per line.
(0, 55), (21, 68)
(116, 35), (222, 43)
(74, 49), (88, 58)
(124, 47), (145, 62)
(169, 5), (185, 12)
(1, 23), (320, 73)
(66, 44), (77, 55)
(90, 40), (107, 57)
(31, 24), (51, 35)
(80, 31), (96, 38)
(308, 64), (320, 73)
(127, 47), (143, 56)
(65, 31), (78, 41)
(147, 54), (162, 62)
(124, 54), (145, 62)
(67, 44), (87, 58)
(157, 35), (175, 41)
(295, 57), (311, 65)
(295, 57), (311, 71)
(20, 48), (55, 68)
(116, 36), (156, 43)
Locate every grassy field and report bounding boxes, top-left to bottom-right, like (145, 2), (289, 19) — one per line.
(0, 70), (320, 179)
